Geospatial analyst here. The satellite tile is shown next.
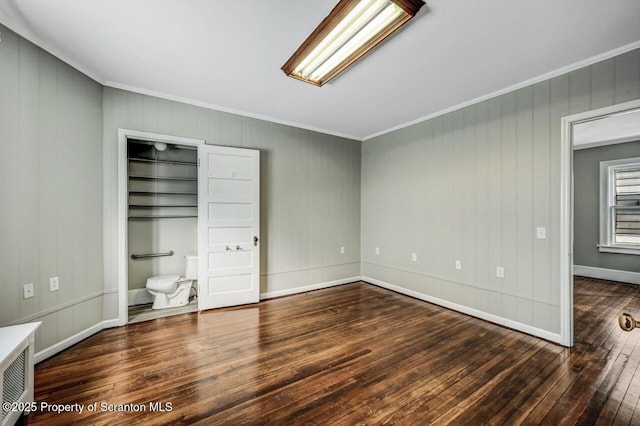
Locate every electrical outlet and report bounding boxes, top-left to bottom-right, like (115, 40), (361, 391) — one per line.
(49, 276), (59, 292)
(23, 283), (34, 299)
(412, 253), (417, 262)
(536, 227), (546, 239)
(375, 247), (380, 255)
(455, 260), (462, 270)
(340, 246), (345, 254)
(496, 266), (505, 278)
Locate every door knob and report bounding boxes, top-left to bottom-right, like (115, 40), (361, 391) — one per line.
(236, 245), (241, 250)
(620, 313), (639, 331)
(225, 246), (231, 251)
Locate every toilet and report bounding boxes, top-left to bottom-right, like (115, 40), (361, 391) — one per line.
(146, 255), (198, 310)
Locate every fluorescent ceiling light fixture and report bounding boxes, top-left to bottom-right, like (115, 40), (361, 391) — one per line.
(282, 0), (425, 87)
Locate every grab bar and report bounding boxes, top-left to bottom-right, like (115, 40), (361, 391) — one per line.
(131, 250), (175, 260)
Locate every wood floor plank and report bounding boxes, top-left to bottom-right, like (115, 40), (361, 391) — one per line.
(326, 324), (514, 425)
(19, 278), (640, 425)
(449, 341), (561, 425)
(276, 320), (499, 425)
(615, 359), (640, 424)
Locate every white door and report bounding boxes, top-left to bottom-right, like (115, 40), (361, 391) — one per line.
(198, 144), (260, 310)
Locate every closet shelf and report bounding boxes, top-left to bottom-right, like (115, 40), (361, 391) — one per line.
(128, 157), (197, 166)
(127, 150), (198, 220)
(129, 204), (197, 208)
(128, 191), (198, 195)
(129, 175), (197, 182)
(128, 215), (198, 219)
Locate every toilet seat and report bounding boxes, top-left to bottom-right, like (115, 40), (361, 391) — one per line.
(144, 255), (198, 310)
(145, 275), (192, 310)
(146, 275), (181, 293)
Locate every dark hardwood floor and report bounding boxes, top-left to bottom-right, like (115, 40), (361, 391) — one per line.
(22, 277), (640, 425)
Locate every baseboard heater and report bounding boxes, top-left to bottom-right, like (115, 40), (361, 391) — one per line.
(0, 322), (40, 426)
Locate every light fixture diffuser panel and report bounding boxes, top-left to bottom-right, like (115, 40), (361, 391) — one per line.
(282, 0), (425, 86)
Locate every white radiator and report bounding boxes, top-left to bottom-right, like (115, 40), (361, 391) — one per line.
(0, 323), (40, 426)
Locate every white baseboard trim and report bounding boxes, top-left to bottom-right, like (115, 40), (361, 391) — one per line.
(102, 318), (121, 329)
(128, 288), (153, 306)
(574, 265), (640, 285)
(35, 320), (105, 364)
(260, 276), (362, 300)
(361, 276), (564, 346)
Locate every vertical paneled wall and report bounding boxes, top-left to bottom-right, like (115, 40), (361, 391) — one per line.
(102, 88), (361, 318)
(0, 24), (104, 352)
(362, 49), (640, 337)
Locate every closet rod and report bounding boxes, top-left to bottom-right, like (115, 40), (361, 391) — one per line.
(131, 250), (175, 260)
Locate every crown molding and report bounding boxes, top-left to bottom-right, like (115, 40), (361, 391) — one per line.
(363, 40), (640, 141)
(104, 81), (361, 142)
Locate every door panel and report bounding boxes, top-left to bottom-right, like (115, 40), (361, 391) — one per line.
(198, 145), (260, 311)
(209, 154), (253, 179)
(210, 251), (253, 270)
(209, 227), (253, 245)
(207, 274), (253, 293)
(209, 179), (253, 198)
(209, 203), (254, 221)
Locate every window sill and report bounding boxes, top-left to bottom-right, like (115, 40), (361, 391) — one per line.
(598, 245), (640, 255)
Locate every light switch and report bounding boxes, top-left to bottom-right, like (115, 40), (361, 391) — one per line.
(536, 227), (546, 239)
(375, 247), (380, 255)
(496, 267), (505, 278)
(340, 246), (345, 254)
(412, 253), (417, 262)
(455, 260), (462, 270)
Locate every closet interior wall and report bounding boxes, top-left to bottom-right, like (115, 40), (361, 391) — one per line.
(127, 140), (198, 299)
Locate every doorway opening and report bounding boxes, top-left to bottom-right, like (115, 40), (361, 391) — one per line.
(126, 138), (199, 323)
(116, 129), (262, 326)
(117, 130), (204, 325)
(561, 99), (640, 346)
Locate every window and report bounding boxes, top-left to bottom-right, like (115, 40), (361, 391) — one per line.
(599, 157), (640, 255)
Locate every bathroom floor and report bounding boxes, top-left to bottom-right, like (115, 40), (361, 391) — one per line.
(128, 298), (198, 324)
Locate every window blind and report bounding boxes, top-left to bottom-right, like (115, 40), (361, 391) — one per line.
(615, 168), (640, 245)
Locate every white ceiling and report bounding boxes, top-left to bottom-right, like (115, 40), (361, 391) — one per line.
(1, 0), (639, 140)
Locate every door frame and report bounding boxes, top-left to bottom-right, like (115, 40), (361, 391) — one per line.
(116, 129), (205, 326)
(559, 99), (640, 346)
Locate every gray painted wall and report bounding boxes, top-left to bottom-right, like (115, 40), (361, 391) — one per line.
(574, 140), (640, 272)
(0, 24), (104, 352)
(102, 88), (362, 318)
(362, 49), (640, 336)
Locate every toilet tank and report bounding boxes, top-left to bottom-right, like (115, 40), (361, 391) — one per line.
(185, 255), (198, 280)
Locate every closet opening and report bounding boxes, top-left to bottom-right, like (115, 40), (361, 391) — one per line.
(116, 129), (261, 326)
(116, 130), (205, 325)
(126, 138), (199, 323)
